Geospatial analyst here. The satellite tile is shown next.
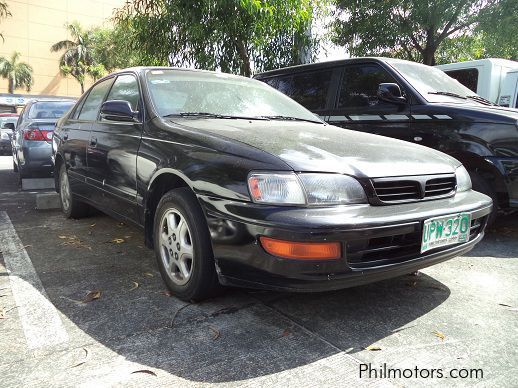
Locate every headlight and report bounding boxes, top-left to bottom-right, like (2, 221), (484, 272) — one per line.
(1, 132), (9, 140)
(248, 172), (367, 206)
(456, 165), (472, 192)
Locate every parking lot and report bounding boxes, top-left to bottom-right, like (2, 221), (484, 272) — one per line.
(0, 155), (517, 387)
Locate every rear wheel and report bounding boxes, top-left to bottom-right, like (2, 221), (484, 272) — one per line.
(470, 172), (497, 227)
(153, 187), (220, 301)
(59, 164), (90, 219)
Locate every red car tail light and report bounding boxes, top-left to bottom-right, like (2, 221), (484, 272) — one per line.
(23, 128), (52, 141)
(259, 236), (341, 260)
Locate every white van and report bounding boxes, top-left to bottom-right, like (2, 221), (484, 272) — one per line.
(436, 58), (518, 107)
(498, 69), (518, 108)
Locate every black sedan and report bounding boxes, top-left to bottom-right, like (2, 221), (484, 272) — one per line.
(52, 67), (492, 301)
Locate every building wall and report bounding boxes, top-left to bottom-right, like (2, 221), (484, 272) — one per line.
(0, 0), (126, 97)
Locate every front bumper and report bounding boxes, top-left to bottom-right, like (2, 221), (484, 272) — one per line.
(199, 190), (492, 292)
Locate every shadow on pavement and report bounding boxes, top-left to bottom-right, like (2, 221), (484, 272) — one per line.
(16, 210), (451, 383)
(0, 154), (453, 383)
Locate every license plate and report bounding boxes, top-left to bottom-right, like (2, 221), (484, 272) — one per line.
(421, 213), (471, 253)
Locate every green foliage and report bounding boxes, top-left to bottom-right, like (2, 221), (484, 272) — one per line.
(0, 1), (10, 40)
(114, 0), (320, 76)
(0, 51), (33, 93)
(476, 0), (517, 60)
(89, 25), (142, 71)
(332, 0), (501, 65)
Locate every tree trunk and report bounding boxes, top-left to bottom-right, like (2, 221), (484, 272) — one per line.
(422, 45), (437, 66)
(8, 77), (13, 94)
(235, 39), (251, 77)
(80, 81), (84, 94)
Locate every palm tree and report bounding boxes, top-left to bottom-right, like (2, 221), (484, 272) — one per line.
(0, 51), (33, 93)
(50, 22), (96, 94)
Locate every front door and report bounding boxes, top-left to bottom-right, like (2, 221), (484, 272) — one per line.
(325, 62), (411, 141)
(87, 74), (143, 222)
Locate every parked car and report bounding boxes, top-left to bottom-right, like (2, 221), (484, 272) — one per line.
(0, 113), (18, 155)
(435, 58), (518, 107)
(53, 67), (492, 301)
(12, 99), (75, 177)
(255, 57), (518, 222)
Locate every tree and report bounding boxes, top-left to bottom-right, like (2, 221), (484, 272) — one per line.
(332, 0), (502, 65)
(0, 1), (10, 41)
(50, 22), (106, 93)
(89, 25), (141, 71)
(0, 51), (33, 93)
(476, 0), (517, 60)
(114, 0), (319, 76)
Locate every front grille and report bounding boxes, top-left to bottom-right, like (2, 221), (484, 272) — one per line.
(346, 216), (486, 268)
(424, 177), (456, 197)
(371, 174), (456, 204)
(372, 180), (421, 202)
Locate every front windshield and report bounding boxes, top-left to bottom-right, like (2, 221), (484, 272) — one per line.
(390, 61), (481, 104)
(145, 69), (322, 122)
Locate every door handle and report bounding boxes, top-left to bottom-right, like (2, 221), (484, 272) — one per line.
(90, 137), (97, 147)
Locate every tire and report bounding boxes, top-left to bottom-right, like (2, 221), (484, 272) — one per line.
(470, 172), (497, 227)
(153, 187), (220, 301)
(59, 164), (90, 219)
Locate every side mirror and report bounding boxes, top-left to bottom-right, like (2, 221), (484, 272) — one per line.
(100, 100), (137, 122)
(377, 83), (407, 104)
(3, 122), (15, 131)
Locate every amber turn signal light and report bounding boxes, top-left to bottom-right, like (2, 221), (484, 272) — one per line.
(259, 237), (341, 260)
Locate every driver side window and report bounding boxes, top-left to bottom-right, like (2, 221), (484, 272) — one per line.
(105, 74), (140, 112)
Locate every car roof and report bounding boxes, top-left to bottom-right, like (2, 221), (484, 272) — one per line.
(254, 56), (415, 77)
(102, 66), (251, 82)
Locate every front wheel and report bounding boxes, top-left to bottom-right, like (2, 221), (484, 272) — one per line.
(153, 187), (220, 301)
(59, 164), (90, 218)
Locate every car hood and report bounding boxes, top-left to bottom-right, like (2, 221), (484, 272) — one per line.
(435, 102), (518, 124)
(170, 119), (460, 178)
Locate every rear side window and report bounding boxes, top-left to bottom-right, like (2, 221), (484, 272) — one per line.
(78, 78), (114, 121)
(268, 70), (332, 111)
(444, 69), (479, 93)
(105, 74), (140, 111)
(338, 64), (398, 108)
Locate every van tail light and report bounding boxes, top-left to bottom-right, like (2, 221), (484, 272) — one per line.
(23, 128), (52, 141)
(259, 236), (341, 260)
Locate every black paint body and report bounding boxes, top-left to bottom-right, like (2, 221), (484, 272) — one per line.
(255, 58), (518, 210)
(53, 67), (492, 292)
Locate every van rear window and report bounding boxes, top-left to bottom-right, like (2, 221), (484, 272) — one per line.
(444, 69), (479, 93)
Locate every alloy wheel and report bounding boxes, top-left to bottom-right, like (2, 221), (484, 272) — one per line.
(159, 208), (195, 286)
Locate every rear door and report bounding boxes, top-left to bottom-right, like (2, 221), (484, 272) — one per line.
(262, 68), (339, 121)
(326, 62), (411, 139)
(63, 78), (114, 198)
(87, 73), (143, 222)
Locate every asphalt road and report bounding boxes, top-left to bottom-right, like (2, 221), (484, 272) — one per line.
(0, 155), (517, 388)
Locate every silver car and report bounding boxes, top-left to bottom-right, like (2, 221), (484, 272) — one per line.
(0, 114), (19, 156)
(12, 99), (75, 178)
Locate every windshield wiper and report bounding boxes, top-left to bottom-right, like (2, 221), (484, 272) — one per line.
(163, 112), (269, 120)
(428, 91), (467, 100)
(259, 115), (322, 124)
(466, 95), (495, 106)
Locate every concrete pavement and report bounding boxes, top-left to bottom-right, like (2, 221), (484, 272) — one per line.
(0, 155), (517, 387)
